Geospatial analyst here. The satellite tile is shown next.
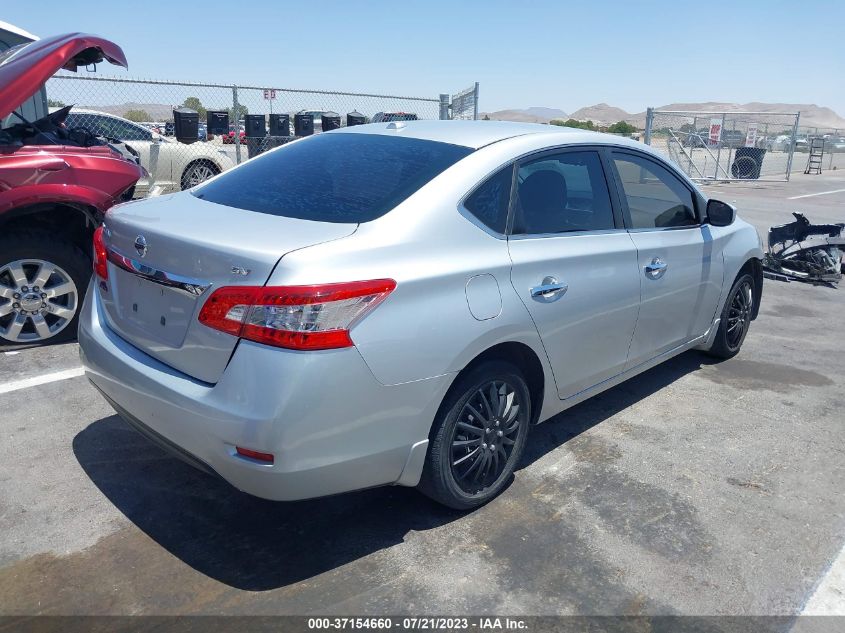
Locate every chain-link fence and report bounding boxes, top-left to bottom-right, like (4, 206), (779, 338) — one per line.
(450, 83), (480, 121)
(644, 109), (804, 181)
(45, 74), (476, 198)
(794, 124), (845, 172)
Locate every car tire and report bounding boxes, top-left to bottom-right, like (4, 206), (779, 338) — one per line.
(418, 360), (531, 510)
(0, 230), (90, 348)
(180, 160), (220, 190)
(706, 272), (756, 359)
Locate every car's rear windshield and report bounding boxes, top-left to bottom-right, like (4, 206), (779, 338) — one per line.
(193, 132), (473, 223)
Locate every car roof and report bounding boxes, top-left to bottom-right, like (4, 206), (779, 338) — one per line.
(332, 119), (632, 150)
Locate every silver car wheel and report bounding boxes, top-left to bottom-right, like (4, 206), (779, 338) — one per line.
(183, 162), (218, 189)
(0, 259), (78, 343)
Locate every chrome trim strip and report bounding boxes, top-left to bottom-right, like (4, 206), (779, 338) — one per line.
(106, 248), (212, 296)
(508, 227), (626, 240)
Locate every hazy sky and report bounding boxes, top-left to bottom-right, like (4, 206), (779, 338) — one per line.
(6, 0), (845, 115)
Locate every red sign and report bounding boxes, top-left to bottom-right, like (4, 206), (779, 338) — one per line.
(708, 118), (722, 145)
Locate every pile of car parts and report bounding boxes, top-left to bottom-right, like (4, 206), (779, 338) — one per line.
(763, 212), (845, 285)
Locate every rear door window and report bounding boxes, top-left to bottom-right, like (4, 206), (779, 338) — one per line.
(512, 151), (615, 235)
(194, 133), (472, 223)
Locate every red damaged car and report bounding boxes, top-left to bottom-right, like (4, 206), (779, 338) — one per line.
(0, 33), (144, 346)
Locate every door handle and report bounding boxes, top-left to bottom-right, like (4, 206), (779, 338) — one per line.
(530, 276), (568, 300)
(644, 257), (668, 279)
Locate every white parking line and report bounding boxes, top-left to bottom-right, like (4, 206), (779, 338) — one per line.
(787, 188), (845, 200)
(801, 543), (845, 615)
(0, 367), (86, 395)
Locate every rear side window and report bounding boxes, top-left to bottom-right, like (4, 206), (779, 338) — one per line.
(512, 151), (615, 235)
(194, 133), (472, 223)
(612, 152), (697, 229)
(464, 166), (512, 234)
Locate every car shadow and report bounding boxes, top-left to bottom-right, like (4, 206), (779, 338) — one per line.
(73, 349), (722, 591)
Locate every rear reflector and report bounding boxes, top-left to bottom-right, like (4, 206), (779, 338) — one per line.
(92, 226), (108, 280)
(236, 446), (274, 463)
(198, 279), (396, 350)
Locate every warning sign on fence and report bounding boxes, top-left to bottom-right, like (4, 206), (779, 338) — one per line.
(745, 123), (758, 148)
(708, 118), (722, 145)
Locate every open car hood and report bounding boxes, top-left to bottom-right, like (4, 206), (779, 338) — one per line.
(0, 33), (127, 120)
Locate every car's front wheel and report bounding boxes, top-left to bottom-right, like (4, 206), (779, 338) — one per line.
(0, 230), (89, 347)
(707, 272), (756, 359)
(418, 360), (531, 509)
(181, 160), (220, 190)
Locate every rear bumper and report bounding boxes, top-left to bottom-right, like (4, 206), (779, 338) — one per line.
(78, 282), (453, 501)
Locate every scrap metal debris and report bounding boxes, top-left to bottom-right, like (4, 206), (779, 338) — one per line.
(763, 213), (845, 286)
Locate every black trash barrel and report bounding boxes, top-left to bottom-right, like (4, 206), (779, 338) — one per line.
(321, 111), (341, 131)
(173, 107), (198, 144)
(731, 147), (767, 179)
(294, 113), (314, 136)
(346, 111), (367, 126)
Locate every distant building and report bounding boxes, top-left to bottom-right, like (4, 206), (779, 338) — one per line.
(0, 21), (47, 126)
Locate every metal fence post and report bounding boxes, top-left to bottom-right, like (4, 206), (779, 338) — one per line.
(439, 94), (450, 120)
(714, 113), (726, 181)
(644, 107), (654, 145)
(473, 82), (480, 120)
(785, 112), (800, 181)
(232, 84), (242, 164)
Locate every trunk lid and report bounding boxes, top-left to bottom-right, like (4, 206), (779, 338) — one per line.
(99, 192), (357, 383)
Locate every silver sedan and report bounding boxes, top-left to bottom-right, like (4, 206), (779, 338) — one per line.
(79, 121), (763, 509)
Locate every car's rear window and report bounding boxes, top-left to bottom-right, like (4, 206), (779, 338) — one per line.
(193, 133), (473, 223)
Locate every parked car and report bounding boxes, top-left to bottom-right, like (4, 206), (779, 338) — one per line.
(80, 121), (763, 509)
(719, 129), (745, 148)
(824, 136), (845, 153)
(765, 135), (793, 152)
(65, 110), (234, 193)
(222, 129), (246, 144)
(372, 111), (419, 123)
(0, 33), (144, 346)
(197, 123), (208, 142)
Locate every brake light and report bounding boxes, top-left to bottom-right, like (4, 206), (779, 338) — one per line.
(198, 279), (396, 350)
(93, 226), (108, 280)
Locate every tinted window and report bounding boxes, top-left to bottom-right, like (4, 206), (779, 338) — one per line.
(194, 133), (472, 223)
(612, 153), (697, 229)
(65, 113), (152, 141)
(512, 151), (614, 235)
(464, 166), (512, 234)
(65, 113), (106, 136)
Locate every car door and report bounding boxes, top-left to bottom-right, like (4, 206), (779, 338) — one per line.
(507, 148), (641, 400)
(608, 150), (724, 368)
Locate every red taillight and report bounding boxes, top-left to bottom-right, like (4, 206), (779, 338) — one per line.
(92, 226), (108, 280)
(198, 279), (396, 350)
(236, 446), (274, 463)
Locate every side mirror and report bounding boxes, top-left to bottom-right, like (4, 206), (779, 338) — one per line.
(707, 199), (736, 227)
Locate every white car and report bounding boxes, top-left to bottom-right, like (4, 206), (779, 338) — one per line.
(64, 109), (235, 195)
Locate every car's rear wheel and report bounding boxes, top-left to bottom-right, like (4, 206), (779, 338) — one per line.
(181, 160), (220, 190)
(707, 272), (755, 359)
(0, 230), (90, 347)
(418, 360), (531, 509)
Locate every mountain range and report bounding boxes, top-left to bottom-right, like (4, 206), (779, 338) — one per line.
(481, 102), (845, 130)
